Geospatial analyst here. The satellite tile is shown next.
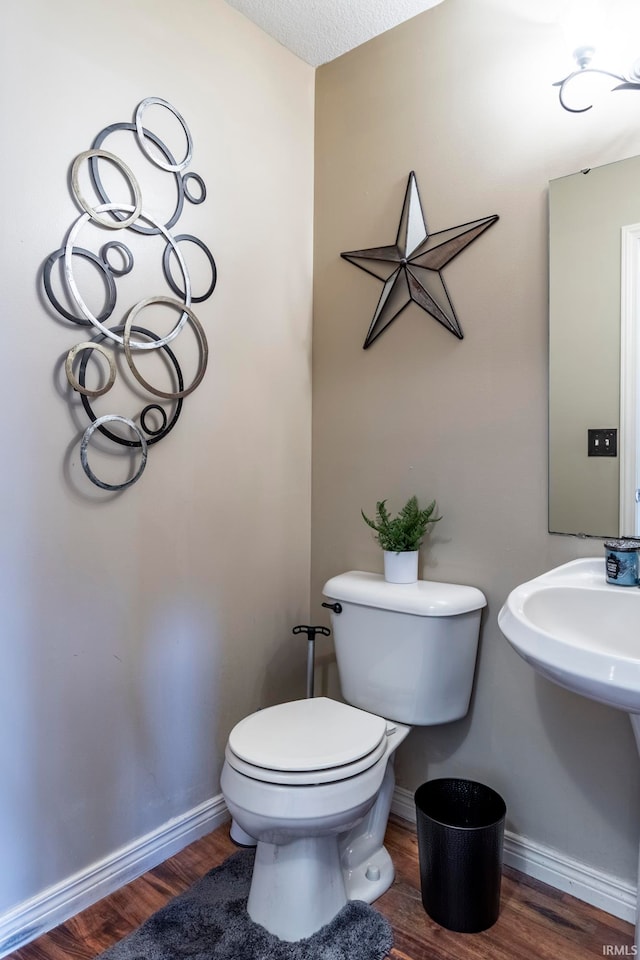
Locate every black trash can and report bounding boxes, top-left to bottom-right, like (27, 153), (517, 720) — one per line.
(414, 777), (506, 933)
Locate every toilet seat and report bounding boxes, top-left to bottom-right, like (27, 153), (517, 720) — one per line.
(224, 737), (389, 785)
(226, 697), (390, 785)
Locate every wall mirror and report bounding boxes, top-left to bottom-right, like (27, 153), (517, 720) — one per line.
(549, 153), (640, 538)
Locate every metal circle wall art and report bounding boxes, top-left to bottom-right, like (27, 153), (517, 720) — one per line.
(43, 98), (217, 492)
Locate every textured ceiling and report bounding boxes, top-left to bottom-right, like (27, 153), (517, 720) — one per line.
(224, 0), (446, 67)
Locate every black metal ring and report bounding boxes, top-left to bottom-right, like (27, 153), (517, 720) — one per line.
(183, 172), (207, 205)
(141, 403), (168, 437)
(43, 246), (116, 325)
(79, 323), (184, 447)
(90, 122), (184, 235)
(100, 241), (134, 277)
(162, 234), (217, 303)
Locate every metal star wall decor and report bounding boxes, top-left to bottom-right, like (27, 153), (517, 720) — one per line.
(341, 171), (499, 348)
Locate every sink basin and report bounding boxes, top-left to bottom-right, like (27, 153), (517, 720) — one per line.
(498, 558), (640, 713)
(500, 557), (640, 946)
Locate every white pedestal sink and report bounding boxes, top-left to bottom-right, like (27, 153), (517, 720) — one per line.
(498, 558), (640, 943)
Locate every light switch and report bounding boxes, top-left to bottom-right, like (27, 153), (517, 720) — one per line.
(587, 428), (617, 457)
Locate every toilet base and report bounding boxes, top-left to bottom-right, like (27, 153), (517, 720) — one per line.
(228, 815), (395, 891)
(343, 843), (394, 902)
(247, 835), (348, 941)
(340, 753), (397, 902)
(229, 818), (257, 847)
(245, 756), (399, 940)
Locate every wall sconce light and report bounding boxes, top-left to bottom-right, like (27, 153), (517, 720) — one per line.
(555, 46), (640, 112)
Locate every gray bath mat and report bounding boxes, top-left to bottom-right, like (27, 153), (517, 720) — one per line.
(98, 849), (393, 960)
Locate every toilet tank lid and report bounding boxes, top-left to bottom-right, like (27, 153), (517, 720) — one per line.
(323, 571), (487, 616)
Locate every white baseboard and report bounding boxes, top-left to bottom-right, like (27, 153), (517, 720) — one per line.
(4, 785), (635, 957)
(0, 794), (229, 958)
(391, 786), (637, 925)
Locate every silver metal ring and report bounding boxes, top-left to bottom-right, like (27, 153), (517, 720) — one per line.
(80, 415), (148, 490)
(64, 202), (192, 350)
(65, 342), (116, 398)
(134, 97), (193, 173)
(123, 296), (208, 399)
(71, 150), (142, 229)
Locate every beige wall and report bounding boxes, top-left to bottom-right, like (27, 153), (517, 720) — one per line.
(5, 0), (640, 936)
(313, 0), (640, 886)
(0, 0), (313, 920)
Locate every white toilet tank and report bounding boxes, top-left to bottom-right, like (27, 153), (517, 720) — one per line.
(322, 571), (486, 725)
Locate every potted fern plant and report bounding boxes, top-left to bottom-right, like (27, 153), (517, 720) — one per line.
(361, 495), (441, 583)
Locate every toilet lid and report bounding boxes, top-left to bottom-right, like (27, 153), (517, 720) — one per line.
(227, 697), (387, 773)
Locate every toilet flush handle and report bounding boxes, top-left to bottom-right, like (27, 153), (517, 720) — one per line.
(321, 601), (342, 614)
(292, 624), (331, 698)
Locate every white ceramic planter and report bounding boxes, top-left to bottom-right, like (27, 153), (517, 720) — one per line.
(383, 550), (419, 584)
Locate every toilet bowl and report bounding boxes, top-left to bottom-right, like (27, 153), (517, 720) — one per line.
(221, 696), (410, 940)
(221, 571), (486, 942)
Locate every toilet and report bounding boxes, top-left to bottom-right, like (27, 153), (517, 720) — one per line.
(220, 570), (486, 941)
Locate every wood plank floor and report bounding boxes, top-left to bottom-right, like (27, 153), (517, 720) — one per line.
(7, 816), (635, 960)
